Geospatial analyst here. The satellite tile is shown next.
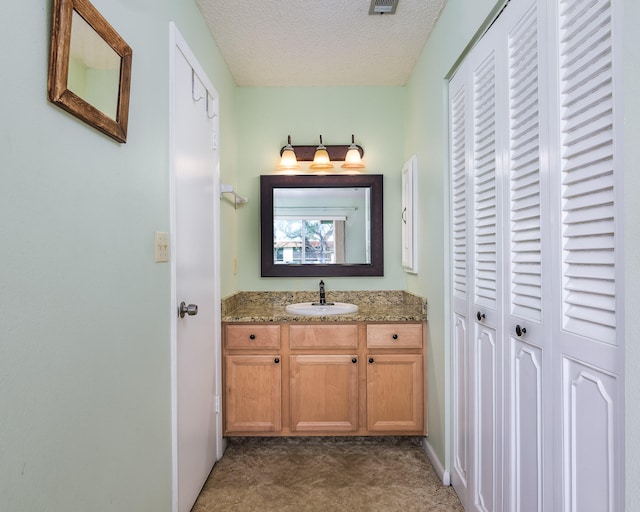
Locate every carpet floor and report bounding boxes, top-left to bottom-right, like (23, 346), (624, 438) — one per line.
(191, 437), (464, 512)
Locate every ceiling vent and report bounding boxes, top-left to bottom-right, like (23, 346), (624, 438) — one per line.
(369, 0), (399, 15)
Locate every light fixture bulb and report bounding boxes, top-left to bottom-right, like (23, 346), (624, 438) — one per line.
(310, 135), (334, 169)
(277, 135), (300, 170)
(341, 134), (365, 169)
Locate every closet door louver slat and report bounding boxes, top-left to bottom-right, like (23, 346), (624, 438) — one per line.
(558, 0), (616, 343)
(473, 53), (498, 310)
(508, 3), (542, 321)
(451, 87), (468, 300)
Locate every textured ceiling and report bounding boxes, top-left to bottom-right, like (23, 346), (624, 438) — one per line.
(195, 0), (447, 87)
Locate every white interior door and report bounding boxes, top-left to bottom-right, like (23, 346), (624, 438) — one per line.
(469, 24), (503, 512)
(449, 67), (471, 505)
(170, 24), (222, 512)
(501, 3), (554, 512)
(449, 0), (623, 511)
(551, 1), (624, 509)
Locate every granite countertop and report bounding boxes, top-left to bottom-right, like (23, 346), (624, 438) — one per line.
(221, 291), (427, 323)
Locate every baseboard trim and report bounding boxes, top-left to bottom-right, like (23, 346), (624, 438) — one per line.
(422, 438), (450, 486)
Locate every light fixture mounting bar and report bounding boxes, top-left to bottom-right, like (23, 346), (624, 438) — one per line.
(279, 144), (364, 161)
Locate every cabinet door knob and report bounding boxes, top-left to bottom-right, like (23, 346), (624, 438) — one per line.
(476, 311), (486, 321)
(352, 357), (358, 364)
(274, 358), (280, 364)
(392, 333), (398, 340)
(249, 334), (256, 340)
(515, 325), (527, 337)
(368, 357), (375, 364)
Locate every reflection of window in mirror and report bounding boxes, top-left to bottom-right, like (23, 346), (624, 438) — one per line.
(68, 10), (121, 119)
(260, 174), (383, 277)
(274, 218), (346, 264)
(273, 187), (370, 265)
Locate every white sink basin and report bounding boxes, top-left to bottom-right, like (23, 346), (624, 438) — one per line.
(285, 302), (359, 316)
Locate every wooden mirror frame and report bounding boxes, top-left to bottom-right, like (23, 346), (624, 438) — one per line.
(261, 174), (384, 277)
(48, 0), (132, 143)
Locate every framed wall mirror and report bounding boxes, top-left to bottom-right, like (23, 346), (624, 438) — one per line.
(48, 0), (132, 143)
(261, 174), (384, 277)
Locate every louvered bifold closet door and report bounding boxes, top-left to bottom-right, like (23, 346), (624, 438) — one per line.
(551, 0), (624, 510)
(469, 22), (504, 512)
(449, 68), (471, 505)
(501, 1), (553, 512)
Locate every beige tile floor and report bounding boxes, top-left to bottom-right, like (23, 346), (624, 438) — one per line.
(192, 437), (464, 512)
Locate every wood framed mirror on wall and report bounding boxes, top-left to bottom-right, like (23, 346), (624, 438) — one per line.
(48, 0), (132, 143)
(260, 174), (384, 277)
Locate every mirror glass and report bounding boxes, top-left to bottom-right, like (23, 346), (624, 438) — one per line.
(261, 175), (384, 277)
(273, 187), (370, 265)
(68, 10), (121, 119)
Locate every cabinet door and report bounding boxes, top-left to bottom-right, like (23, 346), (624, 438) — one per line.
(402, 155), (418, 273)
(290, 355), (359, 432)
(366, 354), (423, 433)
(224, 355), (281, 433)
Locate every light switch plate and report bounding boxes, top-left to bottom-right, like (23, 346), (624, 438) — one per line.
(155, 231), (169, 263)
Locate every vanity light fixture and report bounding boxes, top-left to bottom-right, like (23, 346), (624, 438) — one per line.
(278, 135), (365, 172)
(277, 135), (300, 170)
(341, 134), (365, 169)
(310, 135), (334, 169)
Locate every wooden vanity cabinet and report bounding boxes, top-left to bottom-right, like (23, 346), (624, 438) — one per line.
(290, 354), (359, 432)
(366, 324), (424, 433)
(289, 324), (359, 432)
(224, 324), (282, 434)
(223, 321), (425, 436)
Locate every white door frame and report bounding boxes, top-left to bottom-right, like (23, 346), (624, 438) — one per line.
(169, 22), (223, 512)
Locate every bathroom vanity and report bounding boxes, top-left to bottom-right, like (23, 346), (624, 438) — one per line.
(221, 291), (427, 437)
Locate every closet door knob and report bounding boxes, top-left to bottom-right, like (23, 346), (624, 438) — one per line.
(476, 311), (485, 321)
(352, 357), (358, 364)
(179, 302), (198, 318)
(274, 358), (280, 364)
(515, 325), (527, 337)
(368, 357), (375, 364)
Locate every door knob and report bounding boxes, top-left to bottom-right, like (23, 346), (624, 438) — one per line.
(476, 311), (485, 321)
(179, 302), (198, 318)
(515, 324), (527, 337)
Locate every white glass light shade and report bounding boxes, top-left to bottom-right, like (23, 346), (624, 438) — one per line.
(310, 136), (334, 169)
(341, 146), (365, 169)
(277, 135), (300, 171)
(277, 147), (299, 170)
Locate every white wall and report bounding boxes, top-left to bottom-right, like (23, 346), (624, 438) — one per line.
(0, 1), (236, 510)
(622, 0), (640, 507)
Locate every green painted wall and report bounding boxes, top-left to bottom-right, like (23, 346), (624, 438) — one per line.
(404, 0), (502, 470)
(233, 87), (408, 292)
(0, 0), (236, 510)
